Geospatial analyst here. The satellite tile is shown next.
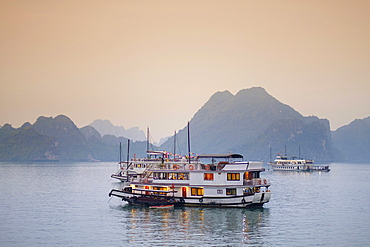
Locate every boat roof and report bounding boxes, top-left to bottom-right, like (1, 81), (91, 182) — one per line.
(196, 154), (243, 159)
(146, 151), (167, 156)
(276, 155), (312, 161)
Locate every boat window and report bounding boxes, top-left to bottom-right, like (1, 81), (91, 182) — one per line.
(178, 173), (188, 180)
(227, 173), (240, 181)
(226, 188), (236, 195)
(253, 172), (260, 178)
(204, 173), (214, 181)
(191, 187), (204, 196)
(153, 186), (167, 195)
(153, 172), (189, 180)
(243, 188), (253, 195)
(217, 189), (223, 194)
(244, 172), (253, 180)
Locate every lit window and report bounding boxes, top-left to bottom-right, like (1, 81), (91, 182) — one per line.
(226, 188), (236, 195)
(153, 187), (167, 195)
(227, 173), (240, 181)
(191, 187), (204, 196)
(204, 173), (214, 181)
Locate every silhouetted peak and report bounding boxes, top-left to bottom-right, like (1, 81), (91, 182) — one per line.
(1, 123), (14, 130)
(80, 126), (102, 139)
(21, 122), (32, 129)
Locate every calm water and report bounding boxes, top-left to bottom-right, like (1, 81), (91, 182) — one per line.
(1, 162), (369, 246)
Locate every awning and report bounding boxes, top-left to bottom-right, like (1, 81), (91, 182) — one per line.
(196, 154), (243, 159)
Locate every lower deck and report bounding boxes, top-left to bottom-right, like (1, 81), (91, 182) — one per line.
(109, 184), (271, 208)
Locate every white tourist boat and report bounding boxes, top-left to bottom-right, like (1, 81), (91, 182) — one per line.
(269, 155), (314, 171)
(109, 152), (271, 208)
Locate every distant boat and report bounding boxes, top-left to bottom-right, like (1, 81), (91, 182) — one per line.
(268, 154), (330, 172)
(268, 155), (314, 171)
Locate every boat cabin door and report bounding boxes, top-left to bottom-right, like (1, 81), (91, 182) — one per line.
(182, 187), (187, 197)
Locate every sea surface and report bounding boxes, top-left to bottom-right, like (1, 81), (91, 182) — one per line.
(0, 161), (369, 247)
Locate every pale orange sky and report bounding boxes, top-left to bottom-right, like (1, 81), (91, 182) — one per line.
(1, 0), (370, 141)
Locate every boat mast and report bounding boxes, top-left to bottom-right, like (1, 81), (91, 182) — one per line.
(147, 127), (149, 158)
(126, 139), (131, 182)
(119, 142), (122, 163)
(299, 146), (301, 159)
(173, 130), (176, 159)
(187, 121), (191, 164)
(126, 139), (130, 163)
(269, 146), (272, 162)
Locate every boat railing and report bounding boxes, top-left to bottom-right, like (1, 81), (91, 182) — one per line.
(243, 178), (269, 186)
(133, 177), (154, 184)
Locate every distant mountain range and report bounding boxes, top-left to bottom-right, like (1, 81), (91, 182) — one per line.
(89, 119), (146, 142)
(0, 115), (148, 162)
(0, 87), (368, 162)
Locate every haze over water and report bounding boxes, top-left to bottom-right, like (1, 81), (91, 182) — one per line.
(1, 162), (369, 246)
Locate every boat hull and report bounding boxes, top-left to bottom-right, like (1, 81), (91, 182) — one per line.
(109, 189), (271, 208)
(310, 165), (330, 171)
(271, 165), (311, 171)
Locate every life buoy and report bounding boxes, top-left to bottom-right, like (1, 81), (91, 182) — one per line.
(199, 198), (203, 203)
(180, 198), (185, 203)
(173, 165), (178, 170)
(189, 165), (194, 170)
(263, 179), (267, 184)
(205, 165), (210, 170)
(241, 198), (246, 204)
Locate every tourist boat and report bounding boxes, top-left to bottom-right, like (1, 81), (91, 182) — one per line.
(268, 155), (314, 171)
(109, 152), (271, 208)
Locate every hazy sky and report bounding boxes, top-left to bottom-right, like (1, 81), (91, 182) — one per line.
(1, 1), (370, 142)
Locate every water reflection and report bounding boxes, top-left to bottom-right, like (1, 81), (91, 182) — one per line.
(115, 205), (270, 246)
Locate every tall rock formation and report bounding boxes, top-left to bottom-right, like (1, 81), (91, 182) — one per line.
(160, 87), (341, 162)
(332, 117), (370, 162)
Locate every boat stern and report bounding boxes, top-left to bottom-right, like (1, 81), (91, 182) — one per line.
(252, 191), (271, 204)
